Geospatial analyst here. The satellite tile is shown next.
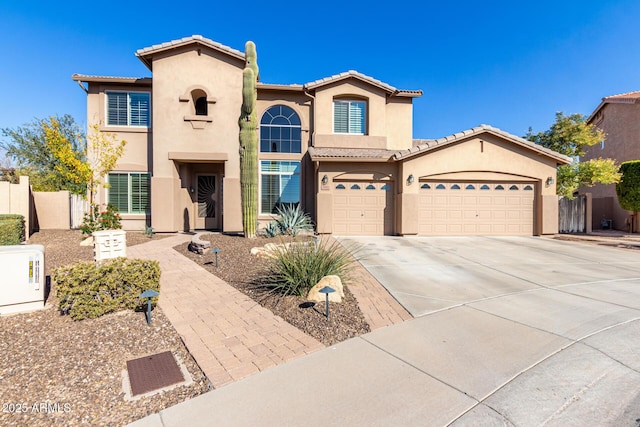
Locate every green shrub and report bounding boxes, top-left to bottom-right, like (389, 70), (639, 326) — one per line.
(263, 221), (280, 237)
(617, 160), (640, 212)
(262, 238), (358, 297)
(0, 214), (25, 245)
(274, 204), (314, 237)
(53, 257), (160, 320)
(80, 204), (122, 235)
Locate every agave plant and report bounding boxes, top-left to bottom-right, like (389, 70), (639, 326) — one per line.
(263, 221), (280, 237)
(275, 204), (314, 237)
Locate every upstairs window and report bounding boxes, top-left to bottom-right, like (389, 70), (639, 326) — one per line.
(260, 105), (302, 153)
(333, 100), (366, 134)
(106, 92), (150, 127)
(195, 97), (208, 116)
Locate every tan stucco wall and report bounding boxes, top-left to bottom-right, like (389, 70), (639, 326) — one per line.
(85, 82), (151, 231)
(312, 79), (413, 151)
(148, 46), (245, 232)
(256, 92), (315, 223)
(32, 191), (70, 230)
(584, 103), (640, 230)
(0, 176), (31, 236)
(398, 134), (560, 235)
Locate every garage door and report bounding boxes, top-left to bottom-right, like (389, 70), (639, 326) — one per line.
(418, 181), (535, 235)
(333, 182), (393, 235)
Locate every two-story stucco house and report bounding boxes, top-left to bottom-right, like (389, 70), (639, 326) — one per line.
(73, 35), (569, 236)
(584, 90), (640, 231)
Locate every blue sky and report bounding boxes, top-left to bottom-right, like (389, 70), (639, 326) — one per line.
(1, 0), (639, 146)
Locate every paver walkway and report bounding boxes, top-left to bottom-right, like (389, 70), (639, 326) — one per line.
(127, 234), (410, 389)
(127, 234), (323, 388)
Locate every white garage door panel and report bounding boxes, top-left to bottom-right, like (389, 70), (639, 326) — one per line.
(332, 182), (393, 236)
(418, 181), (535, 236)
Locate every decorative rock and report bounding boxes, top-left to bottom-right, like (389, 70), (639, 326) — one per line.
(188, 232), (211, 255)
(80, 236), (94, 246)
(307, 275), (344, 303)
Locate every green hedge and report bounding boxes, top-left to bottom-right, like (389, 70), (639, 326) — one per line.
(0, 214), (25, 245)
(53, 257), (161, 320)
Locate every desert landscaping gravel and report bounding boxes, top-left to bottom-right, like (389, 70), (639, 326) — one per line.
(174, 233), (371, 346)
(0, 230), (208, 427)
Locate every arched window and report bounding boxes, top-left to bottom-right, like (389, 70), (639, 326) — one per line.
(195, 97), (208, 116)
(260, 105), (302, 153)
(190, 89), (208, 116)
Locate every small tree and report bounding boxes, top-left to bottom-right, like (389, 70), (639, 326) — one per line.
(85, 124), (126, 207)
(616, 161), (640, 232)
(1, 114), (87, 193)
(526, 112), (621, 198)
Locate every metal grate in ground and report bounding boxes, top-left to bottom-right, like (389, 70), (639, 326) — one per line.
(126, 351), (184, 396)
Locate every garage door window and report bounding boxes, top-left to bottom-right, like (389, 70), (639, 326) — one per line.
(524, 185), (533, 190)
(495, 185), (505, 190)
(260, 161), (300, 214)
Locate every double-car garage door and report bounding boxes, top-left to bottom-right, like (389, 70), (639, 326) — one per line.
(418, 181), (535, 236)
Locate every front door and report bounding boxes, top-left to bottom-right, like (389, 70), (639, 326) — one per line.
(196, 174), (219, 229)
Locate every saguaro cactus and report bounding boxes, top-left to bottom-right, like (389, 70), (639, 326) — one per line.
(239, 41), (259, 238)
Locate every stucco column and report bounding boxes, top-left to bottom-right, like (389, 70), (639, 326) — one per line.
(541, 194), (559, 235)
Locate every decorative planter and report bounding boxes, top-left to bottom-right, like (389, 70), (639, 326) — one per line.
(93, 230), (127, 262)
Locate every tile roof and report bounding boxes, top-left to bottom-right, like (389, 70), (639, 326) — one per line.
(587, 90), (640, 122)
(305, 70), (422, 96)
(71, 74), (152, 85)
(257, 82), (304, 91)
(136, 35), (245, 69)
(603, 90), (640, 101)
(395, 125), (572, 164)
(307, 146), (396, 161)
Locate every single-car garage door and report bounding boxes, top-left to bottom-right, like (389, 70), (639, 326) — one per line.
(333, 182), (394, 235)
(418, 181), (535, 235)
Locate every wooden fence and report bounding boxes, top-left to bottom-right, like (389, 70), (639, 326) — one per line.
(70, 193), (89, 229)
(558, 195), (586, 233)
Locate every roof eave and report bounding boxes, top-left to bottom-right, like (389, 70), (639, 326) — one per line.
(396, 127), (572, 165)
(309, 156), (394, 162)
(135, 36), (245, 71)
(71, 74), (152, 86)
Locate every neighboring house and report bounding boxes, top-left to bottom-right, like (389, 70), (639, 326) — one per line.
(584, 90), (640, 231)
(72, 35), (570, 236)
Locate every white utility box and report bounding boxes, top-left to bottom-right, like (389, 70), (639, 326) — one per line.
(0, 244), (46, 315)
(93, 230), (127, 262)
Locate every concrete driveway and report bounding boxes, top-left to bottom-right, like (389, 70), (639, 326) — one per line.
(131, 236), (640, 427)
(340, 236), (640, 317)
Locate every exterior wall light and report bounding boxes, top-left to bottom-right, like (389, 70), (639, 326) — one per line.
(407, 174), (415, 185)
(546, 176), (554, 186)
(321, 174), (329, 185)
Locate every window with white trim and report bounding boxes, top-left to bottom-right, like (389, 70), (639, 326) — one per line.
(260, 161), (300, 214)
(333, 99), (366, 134)
(108, 172), (150, 214)
(106, 92), (150, 127)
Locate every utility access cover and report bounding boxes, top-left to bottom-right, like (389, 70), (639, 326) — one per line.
(126, 351), (185, 397)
